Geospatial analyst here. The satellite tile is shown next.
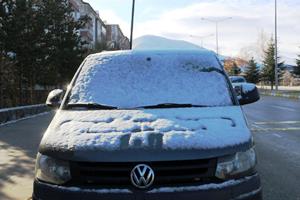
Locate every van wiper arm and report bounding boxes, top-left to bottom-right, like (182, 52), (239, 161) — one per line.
(139, 103), (206, 109)
(67, 103), (118, 110)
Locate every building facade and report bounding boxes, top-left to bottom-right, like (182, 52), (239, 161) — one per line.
(106, 24), (130, 50)
(69, 0), (107, 49)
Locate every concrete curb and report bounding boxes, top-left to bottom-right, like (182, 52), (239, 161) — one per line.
(0, 104), (50, 124)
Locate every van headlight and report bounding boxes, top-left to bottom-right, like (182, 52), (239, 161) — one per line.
(35, 153), (71, 185)
(215, 148), (257, 179)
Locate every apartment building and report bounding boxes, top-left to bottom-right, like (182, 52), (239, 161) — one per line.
(69, 0), (107, 48)
(106, 24), (130, 50)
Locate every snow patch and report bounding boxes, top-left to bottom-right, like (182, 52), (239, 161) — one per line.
(147, 176), (254, 193)
(242, 83), (256, 93)
(41, 106), (251, 151)
(45, 183), (131, 193)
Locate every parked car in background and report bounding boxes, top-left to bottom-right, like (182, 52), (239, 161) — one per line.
(33, 50), (262, 200)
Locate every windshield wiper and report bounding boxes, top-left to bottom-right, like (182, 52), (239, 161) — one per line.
(139, 103), (206, 109)
(67, 103), (118, 110)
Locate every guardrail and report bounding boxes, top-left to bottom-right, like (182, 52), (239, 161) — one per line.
(0, 104), (50, 125)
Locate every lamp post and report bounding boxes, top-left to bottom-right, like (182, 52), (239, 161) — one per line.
(201, 17), (232, 56)
(274, 0), (279, 91)
(189, 34), (214, 48)
(129, 0), (136, 50)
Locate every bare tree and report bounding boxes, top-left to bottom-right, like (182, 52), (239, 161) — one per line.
(256, 29), (269, 62)
(238, 29), (270, 63)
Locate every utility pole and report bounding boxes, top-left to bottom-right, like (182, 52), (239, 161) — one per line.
(201, 17), (232, 56)
(274, 0), (279, 91)
(130, 0), (136, 50)
(190, 34), (214, 48)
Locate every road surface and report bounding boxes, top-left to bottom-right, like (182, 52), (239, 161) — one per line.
(243, 96), (300, 200)
(0, 95), (299, 200)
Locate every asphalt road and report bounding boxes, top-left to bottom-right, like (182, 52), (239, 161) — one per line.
(0, 95), (299, 200)
(243, 96), (300, 200)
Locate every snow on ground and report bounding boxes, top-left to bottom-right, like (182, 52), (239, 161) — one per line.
(41, 106), (251, 151)
(257, 85), (300, 91)
(0, 104), (45, 112)
(69, 50), (232, 108)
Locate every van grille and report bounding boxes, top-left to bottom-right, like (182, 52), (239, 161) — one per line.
(69, 159), (218, 188)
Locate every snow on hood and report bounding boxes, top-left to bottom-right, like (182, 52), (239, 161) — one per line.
(69, 50), (232, 108)
(41, 106), (251, 151)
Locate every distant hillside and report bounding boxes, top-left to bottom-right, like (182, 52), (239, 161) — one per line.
(133, 35), (205, 50)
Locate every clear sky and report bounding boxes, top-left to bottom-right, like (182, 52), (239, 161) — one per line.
(85, 0), (300, 64)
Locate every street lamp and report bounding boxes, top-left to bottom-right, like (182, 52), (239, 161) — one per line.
(189, 34), (214, 48)
(201, 17), (232, 56)
(274, 0), (279, 91)
(130, 0), (136, 49)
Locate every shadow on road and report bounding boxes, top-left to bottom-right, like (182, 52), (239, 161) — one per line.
(0, 113), (54, 200)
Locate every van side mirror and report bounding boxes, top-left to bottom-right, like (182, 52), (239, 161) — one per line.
(236, 84), (260, 105)
(46, 89), (64, 108)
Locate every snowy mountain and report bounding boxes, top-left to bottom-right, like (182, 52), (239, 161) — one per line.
(133, 35), (206, 51)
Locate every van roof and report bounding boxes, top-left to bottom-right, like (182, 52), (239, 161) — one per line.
(87, 49), (222, 70)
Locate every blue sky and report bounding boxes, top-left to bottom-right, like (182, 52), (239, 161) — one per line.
(84, 0), (202, 26)
(85, 0), (300, 64)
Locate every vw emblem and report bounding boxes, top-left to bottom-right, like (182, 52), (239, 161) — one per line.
(130, 164), (155, 189)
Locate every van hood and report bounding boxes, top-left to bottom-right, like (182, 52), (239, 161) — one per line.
(40, 106), (252, 161)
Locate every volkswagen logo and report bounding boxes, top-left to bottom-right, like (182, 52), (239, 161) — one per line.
(130, 164), (155, 189)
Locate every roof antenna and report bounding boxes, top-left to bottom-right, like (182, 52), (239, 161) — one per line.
(130, 0), (136, 50)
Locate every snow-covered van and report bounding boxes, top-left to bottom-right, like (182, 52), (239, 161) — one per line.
(33, 50), (262, 200)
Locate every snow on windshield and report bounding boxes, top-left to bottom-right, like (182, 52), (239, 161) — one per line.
(69, 50), (233, 108)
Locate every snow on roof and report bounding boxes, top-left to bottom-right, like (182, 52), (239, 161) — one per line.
(133, 35), (205, 50)
(69, 50), (232, 108)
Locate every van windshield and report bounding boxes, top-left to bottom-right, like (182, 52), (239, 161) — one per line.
(67, 51), (233, 109)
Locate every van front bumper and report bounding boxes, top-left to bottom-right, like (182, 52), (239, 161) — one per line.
(33, 174), (262, 200)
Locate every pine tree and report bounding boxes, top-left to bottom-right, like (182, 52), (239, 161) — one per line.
(261, 38), (284, 90)
(244, 58), (260, 83)
(294, 54), (300, 77)
(37, 0), (87, 85)
(1, 0), (87, 106)
(1, 0), (44, 105)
